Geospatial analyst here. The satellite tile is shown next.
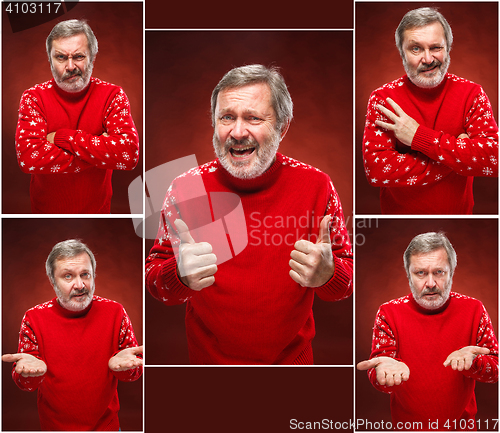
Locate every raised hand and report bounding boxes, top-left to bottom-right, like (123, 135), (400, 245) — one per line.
(357, 356), (410, 387)
(175, 219), (217, 291)
(375, 97), (420, 147)
(2, 353), (47, 377)
(108, 346), (144, 372)
(289, 215), (334, 287)
(443, 346), (490, 371)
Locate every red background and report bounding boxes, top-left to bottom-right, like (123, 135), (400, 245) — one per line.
(1, 2), (143, 214)
(355, 2), (498, 214)
(355, 218), (498, 428)
(144, 30), (354, 366)
(1, 218), (143, 431)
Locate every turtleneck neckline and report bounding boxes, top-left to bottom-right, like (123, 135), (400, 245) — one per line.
(215, 152), (283, 192)
(52, 78), (91, 100)
(404, 73), (448, 98)
(409, 291), (451, 315)
(53, 296), (93, 318)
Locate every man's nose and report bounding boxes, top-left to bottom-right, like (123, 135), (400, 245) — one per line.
(66, 58), (75, 70)
(230, 119), (249, 141)
(74, 276), (85, 289)
(422, 49), (433, 64)
(425, 273), (436, 288)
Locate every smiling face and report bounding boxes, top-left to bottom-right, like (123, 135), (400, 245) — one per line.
(50, 33), (93, 93)
(402, 22), (450, 88)
(408, 247), (452, 310)
(213, 82), (285, 179)
(52, 252), (95, 311)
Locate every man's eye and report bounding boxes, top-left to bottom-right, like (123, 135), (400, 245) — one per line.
(221, 115), (233, 121)
(74, 55), (85, 61)
(64, 274), (72, 280)
(411, 47), (421, 53)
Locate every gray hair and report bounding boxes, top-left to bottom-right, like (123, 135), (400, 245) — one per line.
(403, 232), (457, 279)
(211, 64), (293, 133)
(46, 19), (99, 63)
(395, 7), (453, 59)
(46, 239), (96, 286)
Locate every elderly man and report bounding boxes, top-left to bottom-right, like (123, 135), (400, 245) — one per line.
(357, 232), (498, 430)
(15, 19), (139, 213)
(2, 240), (143, 431)
(362, 7), (498, 214)
(146, 64), (353, 365)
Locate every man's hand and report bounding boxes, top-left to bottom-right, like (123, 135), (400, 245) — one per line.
(289, 215), (334, 288)
(46, 132), (56, 143)
(108, 346), (144, 372)
(175, 219), (217, 291)
(357, 356), (410, 387)
(443, 346), (490, 371)
(375, 98), (420, 147)
(2, 353), (47, 377)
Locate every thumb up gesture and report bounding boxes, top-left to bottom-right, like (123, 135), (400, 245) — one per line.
(175, 219), (217, 291)
(289, 215), (335, 287)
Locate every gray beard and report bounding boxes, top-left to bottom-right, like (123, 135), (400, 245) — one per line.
(51, 61), (93, 93)
(403, 54), (450, 89)
(213, 131), (281, 180)
(410, 279), (452, 310)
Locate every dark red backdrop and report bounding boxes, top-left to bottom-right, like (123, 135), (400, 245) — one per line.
(144, 30), (354, 366)
(2, 2), (143, 214)
(355, 2), (498, 214)
(2, 218), (143, 431)
(355, 218), (498, 428)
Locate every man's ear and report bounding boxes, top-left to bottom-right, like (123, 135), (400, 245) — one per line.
(280, 120), (291, 141)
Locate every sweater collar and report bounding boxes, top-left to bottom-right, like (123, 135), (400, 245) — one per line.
(404, 73), (449, 99)
(52, 77), (92, 101)
(215, 152), (283, 192)
(52, 296), (93, 318)
(409, 291), (452, 315)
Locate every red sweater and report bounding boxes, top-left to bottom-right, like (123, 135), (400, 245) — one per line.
(367, 292), (498, 430)
(12, 296), (142, 431)
(146, 153), (353, 364)
(362, 74), (498, 214)
(15, 78), (139, 213)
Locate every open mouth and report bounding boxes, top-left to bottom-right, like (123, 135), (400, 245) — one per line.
(229, 146), (256, 159)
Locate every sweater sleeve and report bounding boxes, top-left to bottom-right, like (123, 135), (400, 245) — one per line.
(366, 306), (401, 394)
(314, 180), (353, 302)
(15, 89), (92, 174)
(145, 182), (197, 306)
(12, 313), (46, 392)
(411, 87), (498, 177)
(363, 91), (454, 188)
(110, 307), (143, 382)
(53, 88), (140, 171)
(462, 304), (498, 383)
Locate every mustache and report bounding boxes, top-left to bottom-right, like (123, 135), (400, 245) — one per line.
(224, 137), (259, 151)
(420, 287), (442, 296)
(62, 69), (82, 80)
(70, 288), (89, 298)
(418, 60), (441, 72)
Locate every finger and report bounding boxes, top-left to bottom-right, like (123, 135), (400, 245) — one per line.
(375, 119), (395, 131)
(393, 373), (403, 386)
(385, 97), (404, 116)
(475, 346), (491, 356)
(356, 359), (378, 371)
(457, 133), (469, 139)
(451, 359), (458, 370)
(377, 104), (397, 122)
(317, 215), (332, 244)
(293, 240), (314, 254)
(457, 358), (465, 371)
(174, 219), (195, 244)
(290, 249), (309, 266)
(289, 269), (304, 287)
(376, 370), (388, 386)
(464, 356), (473, 371)
(128, 346), (143, 356)
(2, 353), (22, 363)
(401, 369), (410, 382)
(194, 275), (216, 291)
